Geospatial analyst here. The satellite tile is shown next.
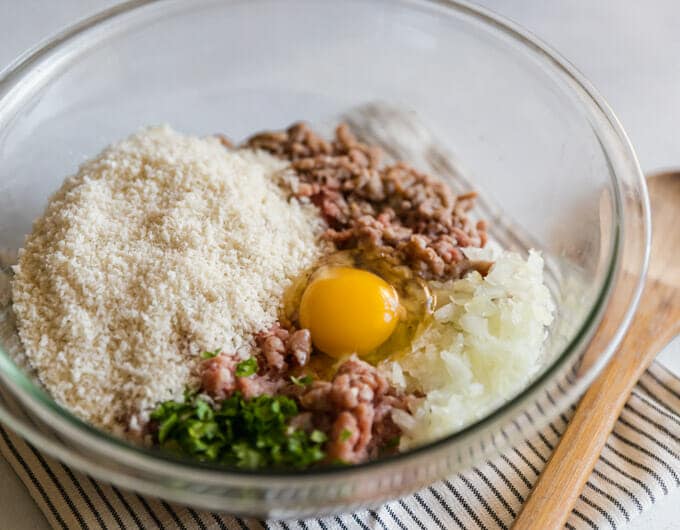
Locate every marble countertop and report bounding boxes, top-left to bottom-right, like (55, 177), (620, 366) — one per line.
(0, 1), (678, 528)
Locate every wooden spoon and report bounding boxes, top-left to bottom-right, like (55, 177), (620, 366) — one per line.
(513, 172), (680, 529)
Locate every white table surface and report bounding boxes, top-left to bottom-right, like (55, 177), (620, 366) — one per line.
(0, 1), (678, 528)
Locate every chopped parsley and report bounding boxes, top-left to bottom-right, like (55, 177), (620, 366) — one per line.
(340, 428), (353, 441)
(150, 392), (326, 469)
(310, 430), (327, 443)
(290, 374), (313, 387)
(201, 349), (221, 359)
(235, 357), (258, 377)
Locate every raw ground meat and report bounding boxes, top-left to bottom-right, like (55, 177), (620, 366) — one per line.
(200, 353), (285, 400)
(200, 344), (412, 464)
(256, 323), (312, 372)
(290, 355), (412, 464)
(200, 323), (313, 400)
(245, 122), (488, 279)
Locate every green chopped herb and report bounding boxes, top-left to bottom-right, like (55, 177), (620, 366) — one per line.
(201, 349), (221, 359)
(310, 430), (327, 444)
(290, 374), (313, 387)
(340, 428), (353, 442)
(157, 412), (178, 443)
(235, 357), (258, 377)
(194, 399), (213, 421)
(150, 392), (326, 470)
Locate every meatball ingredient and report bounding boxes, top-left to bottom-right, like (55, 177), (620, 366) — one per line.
(245, 122), (487, 279)
(200, 353), (285, 400)
(296, 355), (410, 463)
(150, 392), (326, 470)
(299, 267), (400, 358)
(198, 349), (412, 466)
(387, 247), (555, 449)
(11, 126), (327, 433)
(256, 323), (313, 372)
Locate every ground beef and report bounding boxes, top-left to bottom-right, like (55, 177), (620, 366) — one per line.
(200, 347), (413, 464)
(330, 356), (389, 409)
(296, 355), (411, 464)
(200, 354), (237, 399)
(298, 380), (334, 412)
(200, 323), (312, 400)
(287, 329), (312, 367)
(244, 122), (488, 279)
(368, 394), (409, 458)
(255, 323), (312, 373)
(326, 405), (374, 464)
(200, 353), (285, 400)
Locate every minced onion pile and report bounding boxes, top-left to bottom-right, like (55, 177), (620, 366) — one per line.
(384, 247), (555, 449)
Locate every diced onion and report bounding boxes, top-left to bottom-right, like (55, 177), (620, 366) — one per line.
(385, 249), (555, 449)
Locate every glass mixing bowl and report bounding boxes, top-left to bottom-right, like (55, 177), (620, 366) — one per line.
(0, 0), (649, 518)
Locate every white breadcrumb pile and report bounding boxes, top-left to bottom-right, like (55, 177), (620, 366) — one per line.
(11, 126), (327, 435)
(385, 247), (555, 449)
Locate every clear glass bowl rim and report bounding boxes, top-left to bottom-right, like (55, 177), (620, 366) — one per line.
(0, 0), (650, 489)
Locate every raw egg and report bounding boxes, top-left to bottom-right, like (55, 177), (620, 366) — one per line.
(298, 266), (400, 358)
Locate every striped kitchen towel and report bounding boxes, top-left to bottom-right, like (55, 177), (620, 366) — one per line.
(0, 361), (678, 530)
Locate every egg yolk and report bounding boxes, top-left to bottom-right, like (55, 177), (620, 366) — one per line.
(299, 267), (400, 358)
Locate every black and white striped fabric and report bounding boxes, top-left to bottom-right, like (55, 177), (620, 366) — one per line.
(0, 362), (678, 530)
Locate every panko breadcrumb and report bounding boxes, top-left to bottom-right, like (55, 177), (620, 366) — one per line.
(11, 126), (326, 435)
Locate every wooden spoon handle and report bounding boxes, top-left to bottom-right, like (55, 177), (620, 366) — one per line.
(512, 280), (680, 530)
